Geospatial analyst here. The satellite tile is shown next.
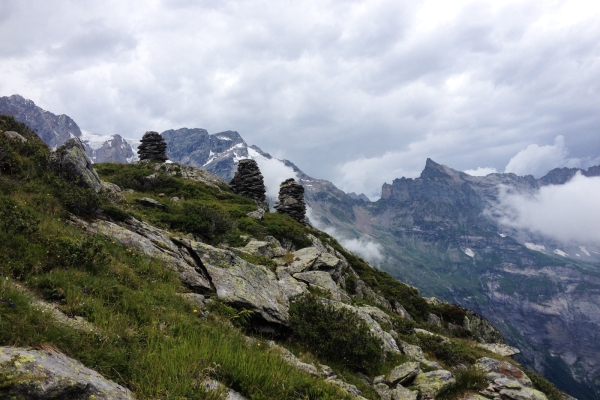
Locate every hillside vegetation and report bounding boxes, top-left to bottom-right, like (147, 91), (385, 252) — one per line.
(0, 115), (566, 399)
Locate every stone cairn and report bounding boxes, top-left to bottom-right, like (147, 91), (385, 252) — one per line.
(138, 131), (168, 162)
(230, 159), (269, 213)
(275, 178), (306, 224)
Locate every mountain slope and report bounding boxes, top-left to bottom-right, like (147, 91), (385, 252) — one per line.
(0, 114), (567, 399)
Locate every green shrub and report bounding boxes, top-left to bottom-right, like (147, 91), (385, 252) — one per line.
(289, 294), (383, 371)
(528, 370), (567, 400)
(436, 366), (487, 399)
(56, 181), (100, 216)
(46, 235), (110, 274)
(0, 199), (39, 235)
(416, 333), (475, 366)
(262, 213), (312, 249)
(100, 205), (130, 221)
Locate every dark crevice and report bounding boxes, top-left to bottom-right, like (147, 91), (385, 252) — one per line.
(171, 237), (217, 293)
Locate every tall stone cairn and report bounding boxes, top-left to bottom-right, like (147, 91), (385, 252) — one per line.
(275, 178), (306, 224)
(230, 159), (269, 212)
(138, 131), (168, 162)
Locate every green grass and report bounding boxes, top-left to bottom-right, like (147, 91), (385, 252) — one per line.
(0, 117), (351, 399)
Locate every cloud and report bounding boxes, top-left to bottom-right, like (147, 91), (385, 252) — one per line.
(504, 135), (589, 178)
(1, 0), (599, 193)
(464, 166), (497, 176)
(306, 206), (385, 265)
(492, 173), (600, 245)
(247, 148), (298, 202)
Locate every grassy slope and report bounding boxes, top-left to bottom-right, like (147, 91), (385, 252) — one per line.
(0, 115), (565, 399)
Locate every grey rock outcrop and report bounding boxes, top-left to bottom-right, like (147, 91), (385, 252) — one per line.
(48, 137), (103, 192)
(275, 178), (306, 224)
(137, 131), (168, 162)
(386, 362), (420, 386)
(0, 346), (133, 399)
(412, 370), (456, 399)
(475, 357), (548, 400)
(229, 159), (269, 212)
(4, 130), (27, 143)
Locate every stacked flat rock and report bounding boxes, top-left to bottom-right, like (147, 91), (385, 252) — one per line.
(275, 178), (306, 224)
(230, 159), (269, 212)
(138, 131), (168, 162)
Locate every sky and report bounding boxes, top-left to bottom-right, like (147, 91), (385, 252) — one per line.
(1, 0), (599, 199)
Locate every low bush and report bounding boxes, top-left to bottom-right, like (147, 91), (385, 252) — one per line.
(436, 366), (487, 399)
(289, 294), (383, 372)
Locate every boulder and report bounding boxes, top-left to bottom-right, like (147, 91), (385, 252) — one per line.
(325, 379), (364, 398)
(203, 379), (247, 400)
(0, 346), (133, 399)
(392, 386), (419, 400)
(412, 370), (456, 398)
(4, 130), (27, 143)
(374, 382), (393, 400)
(398, 341), (425, 361)
(293, 271), (342, 300)
(325, 300), (401, 354)
(75, 216), (212, 291)
(229, 159), (269, 212)
(242, 239), (284, 259)
(287, 247), (320, 273)
(386, 362), (420, 386)
(136, 197), (167, 210)
(475, 357), (532, 387)
(476, 343), (520, 357)
(274, 178), (306, 224)
(137, 131), (168, 162)
(188, 242), (290, 324)
(276, 267), (308, 300)
(48, 138), (103, 192)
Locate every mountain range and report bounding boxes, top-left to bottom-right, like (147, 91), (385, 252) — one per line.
(2, 94), (599, 398)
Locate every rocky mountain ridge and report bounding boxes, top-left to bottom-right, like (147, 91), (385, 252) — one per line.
(0, 94), (136, 163)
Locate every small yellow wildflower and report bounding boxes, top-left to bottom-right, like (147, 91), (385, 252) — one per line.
(193, 309), (198, 313)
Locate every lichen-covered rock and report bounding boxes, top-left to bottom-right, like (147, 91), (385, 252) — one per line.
(293, 271), (342, 300)
(476, 343), (520, 357)
(0, 347), (133, 399)
(276, 267), (308, 300)
(412, 370), (456, 398)
(188, 242), (290, 324)
(203, 379), (247, 400)
(359, 305), (393, 327)
(325, 300), (401, 354)
(137, 131), (168, 162)
(325, 378), (364, 398)
(398, 341), (425, 360)
(75, 216), (212, 291)
(392, 386), (418, 400)
(475, 357), (532, 387)
(230, 159), (269, 212)
(499, 388), (548, 400)
(374, 382), (393, 400)
(287, 247), (321, 273)
(48, 138), (103, 192)
(242, 239), (285, 258)
(4, 130), (27, 143)
(386, 362), (420, 386)
(275, 178), (306, 224)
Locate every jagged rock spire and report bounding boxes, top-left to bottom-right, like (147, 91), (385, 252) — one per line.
(138, 131), (168, 162)
(230, 159), (269, 212)
(275, 178), (306, 224)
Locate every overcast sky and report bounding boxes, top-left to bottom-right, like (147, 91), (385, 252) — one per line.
(1, 0), (599, 198)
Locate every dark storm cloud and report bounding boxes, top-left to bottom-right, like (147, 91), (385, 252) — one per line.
(1, 0), (599, 198)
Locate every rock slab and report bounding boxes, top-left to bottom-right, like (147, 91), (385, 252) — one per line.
(0, 346), (133, 399)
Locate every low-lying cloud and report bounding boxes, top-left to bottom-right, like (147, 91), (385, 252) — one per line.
(306, 206), (385, 265)
(492, 173), (600, 245)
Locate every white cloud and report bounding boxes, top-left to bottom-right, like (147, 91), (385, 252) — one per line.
(493, 173), (600, 245)
(504, 136), (586, 178)
(247, 147), (297, 202)
(464, 166), (497, 176)
(306, 206), (385, 265)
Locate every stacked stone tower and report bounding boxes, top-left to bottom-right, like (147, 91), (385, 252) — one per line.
(230, 159), (269, 212)
(275, 178), (306, 224)
(138, 131), (168, 162)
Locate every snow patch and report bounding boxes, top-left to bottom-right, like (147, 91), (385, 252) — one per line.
(579, 246), (591, 257)
(525, 243), (546, 252)
(216, 136), (232, 140)
(463, 248), (475, 257)
(81, 130), (115, 150)
(498, 233), (507, 238)
(554, 249), (568, 257)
